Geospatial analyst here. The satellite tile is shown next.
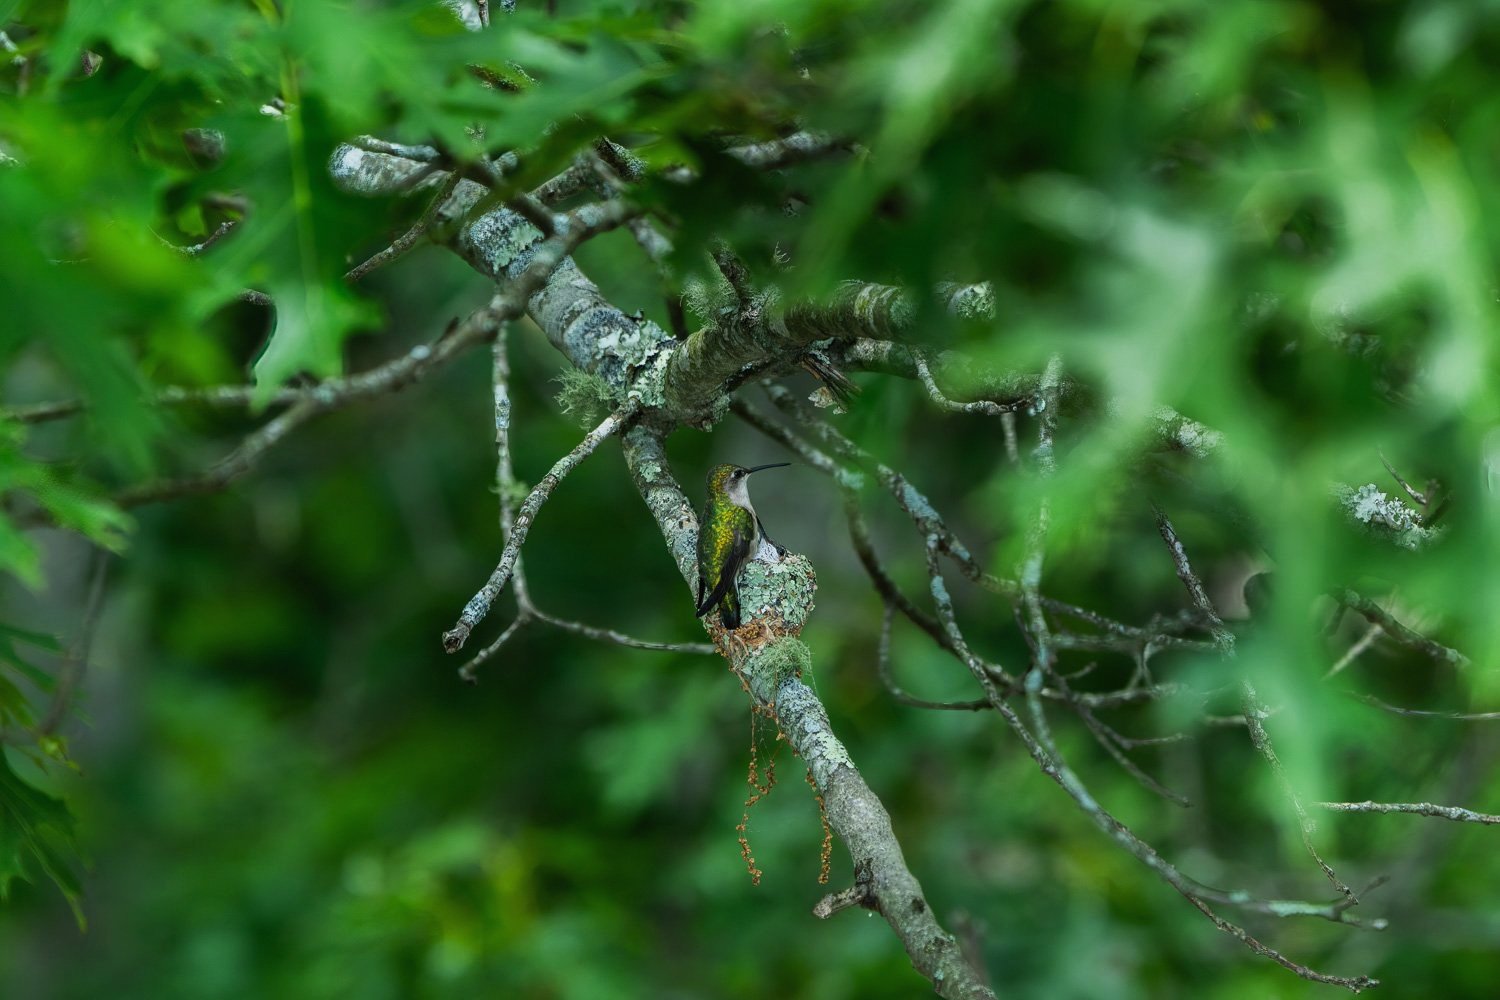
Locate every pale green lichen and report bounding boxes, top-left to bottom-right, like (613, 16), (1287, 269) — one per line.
(553, 368), (621, 427)
(797, 713), (855, 780)
(626, 346), (672, 410)
(737, 553), (817, 630)
(458, 208), (543, 279)
(1334, 482), (1439, 550)
(682, 271), (737, 327)
(750, 637), (811, 688)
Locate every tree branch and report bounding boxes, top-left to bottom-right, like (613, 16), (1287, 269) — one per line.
(620, 425), (997, 999)
(1319, 801), (1500, 825)
(1335, 589), (1467, 668)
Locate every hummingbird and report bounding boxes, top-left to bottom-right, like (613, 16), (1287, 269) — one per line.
(695, 462), (790, 630)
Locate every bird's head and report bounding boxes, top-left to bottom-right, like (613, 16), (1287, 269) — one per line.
(707, 462), (789, 505)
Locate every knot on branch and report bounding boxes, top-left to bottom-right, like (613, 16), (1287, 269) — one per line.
(813, 857), (878, 919)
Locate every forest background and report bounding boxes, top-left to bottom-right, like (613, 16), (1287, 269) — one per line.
(3, 1), (1500, 997)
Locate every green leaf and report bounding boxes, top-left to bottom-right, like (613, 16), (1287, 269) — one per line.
(0, 749), (85, 928)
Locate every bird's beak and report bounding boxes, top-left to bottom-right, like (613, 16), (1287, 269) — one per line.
(745, 462), (791, 474)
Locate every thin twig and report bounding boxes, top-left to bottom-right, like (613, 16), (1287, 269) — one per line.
(443, 401), (640, 653)
(1195, 877), (1389, 930)
(345, 170), (463, 282)
(531, 609), (716, 655)
(1242, 681), (1357, 900)
(1071, 694), (1191, 807)
(915, 354), (1024, 416)
(1334, 589), (1468, 668)
(1154, 506), (1354, 900)
(875, 605), (989, 711)
(1017, 355), (1063, 679)
(160, 219), (238, 257)
(1152, 503), (1234, 652)
(924, 543), (1375, 985)
(1353, 692), (1500, 721)
(505, 190), (560, 238)
(1327, 623), (1382, 678)
(38, 552), (109, 735)
(1319, 801), (1500, 825)
(111, 400), (323, 509)
(735, 395), (1212, 708)
(1379, 451), (1429, 507)
(457, 616), (528, 683)
(457, 331), (534, 681)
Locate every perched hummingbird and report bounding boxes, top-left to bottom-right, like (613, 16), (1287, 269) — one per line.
(695, 462), (790, 630)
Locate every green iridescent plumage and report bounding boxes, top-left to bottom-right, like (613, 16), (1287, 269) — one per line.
(695, 462), (788, 629)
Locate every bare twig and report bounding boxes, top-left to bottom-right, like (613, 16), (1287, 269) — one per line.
(1017, 355), (1063, 677)
(1319, 801), (1500, 825)
(457, 616), (528, 683)
(453, 336), (705, 676)
(1154, 505), (1355, 900)
(924, 542), (1375, 981)
(1242, 681), (1357, 900)
(457, 331), (533, 680)
(505, 189), (560, 238)
(530, 609), (715, 655)
(1353, 692), (1500, 722)
(875, 605), (988, 712)
(1327, 623), (1382, 678)
(737, 392), (1212, 698)
(1335, 589), (1468, 668)
(1380, 451), (1429, 507)
(1070, 693), (1191, 807)
(1195, 877), (1389, 930)
(1152, 504), (1234, 652)
(160, 219), (238, 257)
(443, 400), (640, 653)
(38, 552), (109, 735)
(40, 318), (501, 519)
(346, 170), (464, 282)
(915, 354), (1024, 416)
(111, 400), (323, 509)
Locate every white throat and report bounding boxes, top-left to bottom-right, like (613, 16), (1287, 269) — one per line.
(726, 476), (755, 513)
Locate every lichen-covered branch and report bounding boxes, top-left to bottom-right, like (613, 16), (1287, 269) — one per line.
(1335, 482), (1440, 550)
(660, 281), (994, 423)
(332, 143), (673, 397)
(619, 425), (996, 1000)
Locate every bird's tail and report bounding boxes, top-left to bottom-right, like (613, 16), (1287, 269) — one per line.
(718, 590), (741, 630)
(801, 353), (860, 408)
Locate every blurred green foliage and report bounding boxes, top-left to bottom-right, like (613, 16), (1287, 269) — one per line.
(4, 0), (1500, 996)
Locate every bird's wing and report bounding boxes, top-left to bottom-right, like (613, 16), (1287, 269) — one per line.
(694, 515), (752, 618)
